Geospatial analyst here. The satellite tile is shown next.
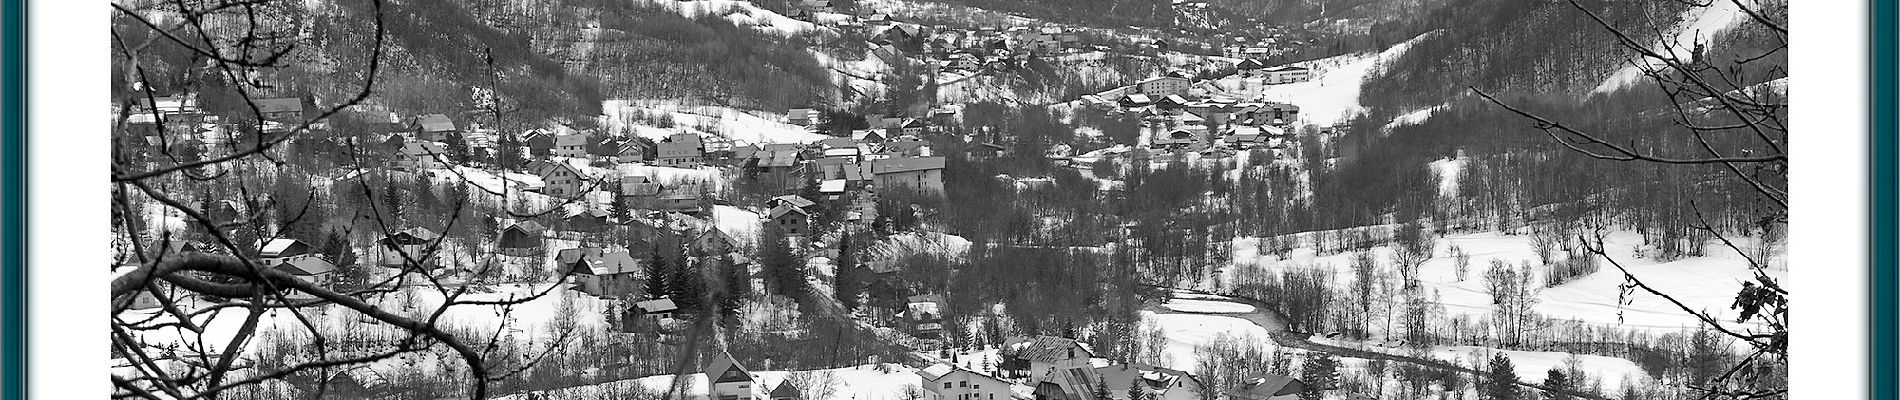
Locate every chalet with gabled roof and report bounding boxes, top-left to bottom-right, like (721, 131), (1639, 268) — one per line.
(694, 228), (739, 256)
(1002, 335), (1095, 382)
(393, 140), (449, 170)
(258, 238), (312, 265)
(412, 114), (458, 142)
(562, 208), (613, 233)
(378, 227), (440, 268)
(657, 132), (706, 167)
(272, 256), (337, 297)
(538, 161), (598, 199)
(553, 134), (589, 158)
(768, 204), (812, 236)
(769, 380), (803, 400)
(1227, 373), (1307, 400)
(567, 251), (642, 298)
(703, 352), (764, 400)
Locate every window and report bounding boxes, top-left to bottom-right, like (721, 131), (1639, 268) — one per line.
(944, 383), (952, 389)
(960, 381), (968, 388)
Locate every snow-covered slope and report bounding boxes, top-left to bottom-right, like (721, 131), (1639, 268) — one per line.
(1230, 230), (1784, 334)
(602, 100), (830, 145)
(1591, 1), (1750, 93)
(628, 0), (836, 38)
(1210, 30), (1442, 126)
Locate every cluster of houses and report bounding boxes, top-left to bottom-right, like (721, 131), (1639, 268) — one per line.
(779, 0), (1085, 69)
(122, 92), (321, 159)
(1072, 68), (1310, 158)
(912, 25), (1085, 72)
(916, 335), (1316, 400)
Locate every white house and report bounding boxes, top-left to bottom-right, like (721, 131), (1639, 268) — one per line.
(657, 132), (705, 167)
(920, 364), (1012, 400)
(538, 162), (598, 199)
(553, 134), (590, 158)
(703, 353), (764, 400)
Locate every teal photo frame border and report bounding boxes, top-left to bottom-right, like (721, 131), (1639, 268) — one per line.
(1873, 0), (1896, 398)
(2, 0), (24, 398)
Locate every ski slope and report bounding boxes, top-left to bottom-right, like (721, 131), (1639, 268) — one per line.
(1213, 30), (1442, 126)
(1592, 1), (1750, 93)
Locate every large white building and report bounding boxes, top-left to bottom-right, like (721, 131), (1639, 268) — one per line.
(1135, 76), (1190, 97)
(1261, 65), (1311, 84)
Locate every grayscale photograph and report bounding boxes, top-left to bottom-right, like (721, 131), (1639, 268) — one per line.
(107, 0), (1789, 398)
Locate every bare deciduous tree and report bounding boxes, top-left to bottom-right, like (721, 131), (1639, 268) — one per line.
(1475, 0), (1788, 397)
(108, 1), (589, 398)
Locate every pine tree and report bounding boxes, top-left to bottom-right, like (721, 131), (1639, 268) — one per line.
(611, 186), (634, 223)
(1298, 353), (1339, 400)
(1126, 379), (1149, 400)
(1484, 353), (1520, 400)
(834, 231), (864, 309)
(758, 226), (804, 296)
(1543, 367), (1573, 400)
(414, 174), (440, 217)
(670, 261), (706, 311)
(380, 176), (404, 223)
(644, 246), (670, 299)
(720, 256), (750, 317)
(1092, 377), (1112, 400)
(444, 131), (471, 164)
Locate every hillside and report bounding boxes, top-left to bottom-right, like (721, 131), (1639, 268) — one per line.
(112, 0), (606, 129)
(460, 0), (836, 112)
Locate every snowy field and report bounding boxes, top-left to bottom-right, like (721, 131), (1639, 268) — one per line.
(1141, 292), (1278, 372)
(601, 100), (830, 145)
(1228, 230), (1785, 335)
(1159, 298), (1256, 314)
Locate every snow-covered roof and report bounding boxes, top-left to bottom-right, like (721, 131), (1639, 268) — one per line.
(769, 195), (817, 209)
(273, 256), (336, 276)
(637, 297), (678, 313)
(869, 156), (945, 174)
(258, 238), (307, 258)
(415, 114), (456, 132)
(818, 179), (846, 193)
